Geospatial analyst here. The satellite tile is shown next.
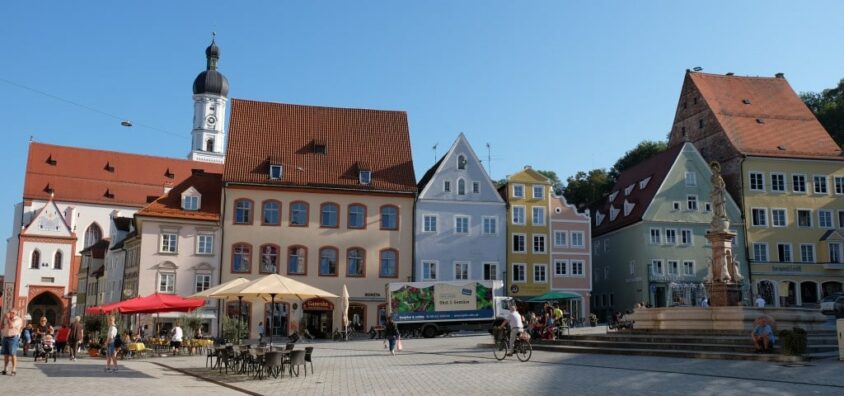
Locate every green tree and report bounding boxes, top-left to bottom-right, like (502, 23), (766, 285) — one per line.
(562, 168), (613, 212)
(609, 140), (668, 179)
(536, 170), (564, 195)
(801, 79), (844, 146)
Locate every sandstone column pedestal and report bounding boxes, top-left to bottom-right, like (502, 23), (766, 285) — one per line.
(706, 282), (742, 306)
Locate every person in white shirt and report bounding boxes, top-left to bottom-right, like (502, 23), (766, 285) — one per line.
(105, 316), (118, 373)
(755, 296), (766, 308)
(170, 321), (184, 355)
(498, 305), (524, 355)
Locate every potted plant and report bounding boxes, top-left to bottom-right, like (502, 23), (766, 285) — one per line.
(779, 327), (807, 356)
(87, 338), (102, 357)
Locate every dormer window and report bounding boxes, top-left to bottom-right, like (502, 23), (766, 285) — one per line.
(183, 196), (199, 211)
(359, 170), (372, 185)
(313, 140), (327, 155)
(457, 155), (467, 170)
(639, 176), (652, 190)
(269, 165), (283, 180)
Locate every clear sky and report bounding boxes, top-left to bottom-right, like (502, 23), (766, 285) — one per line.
(2, 1), (844, 273)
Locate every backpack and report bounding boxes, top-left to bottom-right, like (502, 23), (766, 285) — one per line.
(113, 335), (123, 348)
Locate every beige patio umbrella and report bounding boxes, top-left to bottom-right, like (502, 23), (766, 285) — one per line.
(340, 285), (350, 340)
(210, 274), (339, 344)
(190, 277), (250, 299)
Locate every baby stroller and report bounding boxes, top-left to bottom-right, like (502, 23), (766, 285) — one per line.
(33, 335), (57, 363)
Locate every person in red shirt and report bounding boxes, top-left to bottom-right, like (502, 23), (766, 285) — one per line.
(55, 324), (70, 354)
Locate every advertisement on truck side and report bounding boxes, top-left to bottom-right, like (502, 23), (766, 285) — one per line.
(390, 281), (495, 322)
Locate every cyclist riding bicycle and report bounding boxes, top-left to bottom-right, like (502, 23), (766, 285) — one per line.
(498, 304), (524, 356)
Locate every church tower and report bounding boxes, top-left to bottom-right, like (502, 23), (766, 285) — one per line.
(189, 34), (229, 164)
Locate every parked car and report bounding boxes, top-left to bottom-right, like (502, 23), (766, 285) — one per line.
(820, 292), (844, 314)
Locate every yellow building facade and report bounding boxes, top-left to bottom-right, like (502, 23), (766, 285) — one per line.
(503, 167), (551, 298)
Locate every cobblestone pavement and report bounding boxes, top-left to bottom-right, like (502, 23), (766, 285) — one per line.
(2, 334), (843, 395)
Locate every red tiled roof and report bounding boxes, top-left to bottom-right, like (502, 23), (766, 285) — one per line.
(24, 143), (224, 207)
(689, 73), (842, 158)
(223, 99), (417, 193)
(137, 171), (222, 222)
(593, 144), (685, 236)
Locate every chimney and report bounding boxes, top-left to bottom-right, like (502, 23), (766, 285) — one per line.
(775, 73), (785, 79)
(523, 165), (532, 170)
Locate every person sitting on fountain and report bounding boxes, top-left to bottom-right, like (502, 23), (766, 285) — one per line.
(751, 317), (775, 353)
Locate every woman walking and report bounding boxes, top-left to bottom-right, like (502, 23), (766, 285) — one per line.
(105, 316), (118, 372)
(384, 317), (400, 356)
(67, 316), (83, 361)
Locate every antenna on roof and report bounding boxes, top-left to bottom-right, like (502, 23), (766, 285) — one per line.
(432, 143), (438, 164)
(486, 143), (492, 176)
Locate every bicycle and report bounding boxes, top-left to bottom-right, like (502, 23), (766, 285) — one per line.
(493, 327), (532, 362)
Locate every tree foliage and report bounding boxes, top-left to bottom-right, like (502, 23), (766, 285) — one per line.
(801, 78), (844, 146)
(536, 169), (564, 195)
(609, 140), (668, 180)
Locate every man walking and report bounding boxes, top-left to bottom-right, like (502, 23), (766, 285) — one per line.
(67, 316), (84, 361)
(1, 310), (23, 376)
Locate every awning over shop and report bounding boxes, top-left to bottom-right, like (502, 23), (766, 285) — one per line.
(526, 291), (581, 302)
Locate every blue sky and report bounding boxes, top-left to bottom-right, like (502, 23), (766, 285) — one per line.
(2, 1), (844, 272)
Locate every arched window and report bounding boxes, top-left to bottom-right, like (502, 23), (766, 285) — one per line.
(348, 204), (366, 229)
(347, 248), (365, 277)
(319, 247), (338, 276)
(290, 202), (309, 226)
(84, 223), (102, 248)
(380, 205), (398, 230)
(231, 243), (252, 273)
(379, 249), (398, 278)
(54, 250), (63, 270)
(288, 246), (307, 275)
(260, 244), (279, 274)
(458, 179), (466, 195)
(234, 199), (253, 224)
(31, 250), (41, 269)
(262, 200), (280, 225)
(457, 155), (467, 170)
(206, 138), (215, 152)
(320, 203), (339, 228)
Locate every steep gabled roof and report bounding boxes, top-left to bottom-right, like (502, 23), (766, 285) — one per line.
(417, 155), (445, 191)
(688, 72), (841, 159)
(24, 142), (223, 207)
(223, 99), (417, 194)
(137, 171), (222, 222)
(593, 144), (685, 236)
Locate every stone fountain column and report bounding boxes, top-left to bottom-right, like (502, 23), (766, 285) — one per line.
(704, 161), (744, 306)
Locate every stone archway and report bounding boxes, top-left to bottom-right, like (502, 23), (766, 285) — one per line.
(28, 291), (63, 326)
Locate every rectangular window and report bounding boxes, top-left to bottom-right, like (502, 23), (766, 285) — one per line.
(455, 216), (470, 234)
(533, 234), (546, 253)
(234, 200), (252, 224)
(571, 232), (584, 247)
(704, 202), (712, 212)
(158, 273), (175, 293)
(532, 207), (545, 226)
(423, 215), (437, 232)
(183, 195), (199, 211)
(512, 234), (526, 253)
(269, 164), (282, 180)
(680, 229), (692, 245)
(668, 260), (679, 275)
(830, 243), (842, 264)
(348, 205), (366, 229)
(444, 180), (451, 192)
(819, 210), (833, 228)
(664, 229), (677, 245)
(749, 172), (765, 191)
(482, 217), (497, 235)
(320, 204), (339, 227)
(454, 262), (469, 280)
(290, 203), (308, 226)
(797, 209), (812, 227)
(751, 208), (768, 227)
(836, 176), (844, 195)
(422, 261), (437, 280)
(800, 244), (815, 263)
(359, 170), (371, 185)
(554, 231), (567, 247)
(533, 185), (545, 199)
(534, 264), (547, 283)
(571, 260), (584, 276)
(554, 259), (568, 276)
(512, 263), (526, 282)
(512, 184), (524, 198)
(682, 261), (694, 276)
(753, 243), (769, 262)
(483, 262), (498, 280)
(792, 174), (806, 193)
(194, 274), (211, 293)
(472, 181), (480, 194)
(512, 206), (526, 225)
(771, 209), (787, 227)
(839, 210), (844, 228)
(777, 243), (792, 263)
(651, 259), (663, 275)
(685, 172), (696, 186)
(196, 234), (214, 255)
(160, 233), (178, 254)
(771, 173), (785, 192)
(650, 228), (661, 245)
(687, 195), (698, 211)
(672, 201), (681, 211)
(813, 175), (828, 194)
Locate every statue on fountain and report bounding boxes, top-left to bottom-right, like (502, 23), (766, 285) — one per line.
(705, 161), (743, 305)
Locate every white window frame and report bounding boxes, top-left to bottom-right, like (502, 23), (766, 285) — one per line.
(482, 216), (498, 235)
(196, 234), (214, 255)
(751, 208), (768, 227)
(182, 195), (199, 211)
(749, 172), (765, 192)
(532, 206), (546, 226)
(422, 214), (438, 233)
(672, 201), (681, 211)
(664, 229), (677, 245)
(835, 176), (844, 195)
(421, 260), (438, 280)
(813, 175), (828, 194)
(651, 259), (663, 276)
(685, 171), (697, 186)
(629, 260), (635, 275)
(158, 272), (176, 294)
(819, 209), (834, 229)
(792, 174), (807, 193)
(512, 206), (526, 225)
(269, 165), (283, 180)
(682, 260), (694, 276)
(532, 234), (546, 254)
(649, 228), (661, 245)
(686, 195), (698, 211)
(777, 243), (792, 263)
(667, 260), (679, 275)
(160, 232), (178, 254)
(512, 263), (527, 283)
(454, 215), (470, 234)
(457, 178), (466, 195)
(554, 231), (568, 247)
(359, 170), (372, 185)
(512, 233), (527, 253)
(534, 264), (548, 283)
(483, 262), (498, 281)
(797, 209), (813, 228)
(454, 261), (469, 280)
(753, 243), (769, 262)
(800, 243), (815, 263)
(571, 231), (585, 248)
(533, 185), (545, 199)
(512, 184), (525, 198)
(472, 181), (480, 194)
(194, 274), (211, 293)
(570, 260), (585, 277)
(771, 172), (786, 193)
(443, 180), (451, 192)
(680, 229), (693, 246)
(554, 259), (568, 277)
(771, 208), (787, 228)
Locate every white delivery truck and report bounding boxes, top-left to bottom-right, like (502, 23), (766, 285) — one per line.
(387, 280), (512, 338)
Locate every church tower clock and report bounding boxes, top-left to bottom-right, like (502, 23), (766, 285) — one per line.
(189, 34), (229, 164)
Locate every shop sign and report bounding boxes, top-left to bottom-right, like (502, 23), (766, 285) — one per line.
(772, 265), (802, 273)
(303, 298), (334, 311)
(364, 292), (381, 297)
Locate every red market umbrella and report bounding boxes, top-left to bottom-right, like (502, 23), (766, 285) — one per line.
(116, 293), (205, 314)
(85, 301), (122, 315)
